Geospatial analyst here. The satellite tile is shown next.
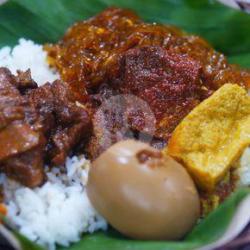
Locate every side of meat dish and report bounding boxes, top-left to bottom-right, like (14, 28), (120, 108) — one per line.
(0, 68), (91, 187)
(46, 7), (250, 159)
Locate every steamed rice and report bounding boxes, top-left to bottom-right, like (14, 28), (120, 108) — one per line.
(0, 156), (107, 250)
(0, 39), (107, 250)
(236, 148), (250, 187)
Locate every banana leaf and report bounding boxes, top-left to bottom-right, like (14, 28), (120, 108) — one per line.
(0, 0), (250, 66)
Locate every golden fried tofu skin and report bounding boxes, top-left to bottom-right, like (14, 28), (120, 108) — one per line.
(167, 84), (250, 192)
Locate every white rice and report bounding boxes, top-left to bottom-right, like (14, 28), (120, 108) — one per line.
(0, 38), (58, 86)
(0, 39), (107, 250)
(0, 156), (107, 250)
(236, 147), (250, 187)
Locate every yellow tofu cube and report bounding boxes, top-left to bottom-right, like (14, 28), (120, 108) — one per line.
(167, 84), (250, 192)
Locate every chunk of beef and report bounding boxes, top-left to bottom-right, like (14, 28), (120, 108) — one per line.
(0, 68), (45, 187)
(0, 124), (40, 160)
(107, 46), (207, 139)
(1, 146), (45, 188)
(26, 82), (55, 141)
(27, 80), (92, 166)
(50, 81), (91, 165)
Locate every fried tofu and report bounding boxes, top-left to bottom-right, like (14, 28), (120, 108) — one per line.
(167, 84), (250, 192)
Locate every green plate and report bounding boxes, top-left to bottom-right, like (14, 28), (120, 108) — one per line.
(0, 0), (250, 249)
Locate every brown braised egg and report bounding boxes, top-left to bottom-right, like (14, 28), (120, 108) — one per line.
(87, 140), (200, 240)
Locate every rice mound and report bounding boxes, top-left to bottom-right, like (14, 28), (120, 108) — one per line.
(0, 156), (107, 250)
(0, 39), (107, 250)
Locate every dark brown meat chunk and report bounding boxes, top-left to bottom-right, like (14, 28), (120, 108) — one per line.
(51, 82), (92, 165)
(0, 124), (40, 160)
(1, 146), (45, 188)
(0, 67), (91, 186)
(0, 68), (45, 187)
(108, 46), (207, 139)
(28, 81), (92, 165)
(87, 94), (133, 159)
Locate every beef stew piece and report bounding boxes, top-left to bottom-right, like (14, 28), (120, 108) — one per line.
(0, 68), (44, 187)
(28, 80), (92, 165)
(107, 46), (206, 140)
